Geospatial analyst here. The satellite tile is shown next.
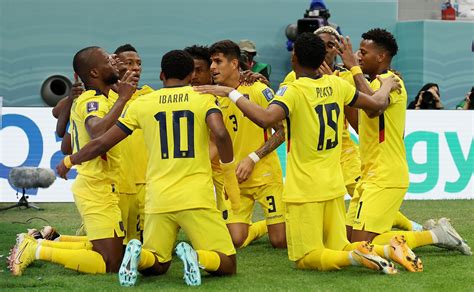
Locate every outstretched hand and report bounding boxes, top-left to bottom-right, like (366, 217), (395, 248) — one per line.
(193, 85), (234, 97)
(377, 75), (401, 93)
(117, 70), (139, 101)
(338, 36), (358, 69)
(240, 70), (270, 86)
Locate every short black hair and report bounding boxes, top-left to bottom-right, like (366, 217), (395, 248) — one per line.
(161, 50), (194, 80)
(209, 40), (240, 61)
(362, 28), (398, 57)
(294, 33), (326, 69)
(72, 46), (100, 82)
(184, 45), (211, 67)
(114, 44), (137, 55)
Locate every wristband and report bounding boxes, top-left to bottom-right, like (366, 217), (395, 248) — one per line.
(63, 155), (74, 169)
(229, 90), (243, 103)
(350, 66), (363, 76)
(248, 152), (260, 163)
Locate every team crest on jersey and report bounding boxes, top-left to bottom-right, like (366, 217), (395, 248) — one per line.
(276, 86), (288, 96)
(86, 101), (99, 113)
(262, 88), (274, 101)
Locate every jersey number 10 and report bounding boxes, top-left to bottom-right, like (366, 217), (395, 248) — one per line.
(154, 110), (195, 159)
(314, 102), (340, 151)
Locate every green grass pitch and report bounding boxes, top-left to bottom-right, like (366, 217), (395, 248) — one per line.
(0, 200), (473, 290)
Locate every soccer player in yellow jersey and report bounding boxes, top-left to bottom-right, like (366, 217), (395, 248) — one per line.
(8, 46), (140, 276)
(109, 44), (154, 243)
(195, 33), (429, 273)
(338, 29), (471, 255)
(283, 26), (422, 235)
(53, 50), (240, 286)
(208, 40), (287, 249)
(184, 45), (227, 213)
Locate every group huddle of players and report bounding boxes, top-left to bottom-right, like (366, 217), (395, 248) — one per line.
(7, 26), (471, 287)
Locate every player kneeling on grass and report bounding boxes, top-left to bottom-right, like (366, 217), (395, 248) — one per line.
(53, 50), (239, 287)
(194, 33), (424, 274)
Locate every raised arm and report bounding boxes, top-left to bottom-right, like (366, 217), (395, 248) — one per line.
(86, 71), (138, 138)
(56, 125), (129, 179)
(194, 85), (286, 128)
(351, 75), (400, 114)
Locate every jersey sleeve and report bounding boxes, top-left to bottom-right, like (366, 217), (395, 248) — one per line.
(117, 102), (139, 135)
(338, 77), (359, 106)
(204, 94), (221, 117)
(270, 84), (297, 117)
(81, 96), (109, 122)
(251, 82), (275, 108)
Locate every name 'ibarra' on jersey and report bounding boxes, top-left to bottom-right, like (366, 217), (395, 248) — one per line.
(159, 93), (189, 104)
(315, 86), (333, 98)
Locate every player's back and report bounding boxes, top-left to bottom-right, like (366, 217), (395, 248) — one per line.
(118, 86), (219, 214)
(272, 75), (358, 202)
(70, 90), (120, 185)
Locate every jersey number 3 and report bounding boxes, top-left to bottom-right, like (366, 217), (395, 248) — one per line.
(314, 102), (340, 150)
(154, 110), (195, 159)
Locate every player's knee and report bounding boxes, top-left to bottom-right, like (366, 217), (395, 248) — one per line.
(269, 233), (287, 249)
(231, 235), (247, 248)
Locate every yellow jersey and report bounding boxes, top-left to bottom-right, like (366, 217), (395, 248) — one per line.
(338, 70), (360, 164)
(118, 85), (220, 214)
(284, 69), (360, 164)
(218, 82), (283, 188)
(109, 85), (154, 191)
(70, 90), (121, 188)
(359, 71), (409, 187)
(271, 75), (358, 202)
(282, 71), (296, 85)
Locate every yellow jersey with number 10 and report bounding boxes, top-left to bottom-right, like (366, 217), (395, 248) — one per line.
(118, 86), (220, 214)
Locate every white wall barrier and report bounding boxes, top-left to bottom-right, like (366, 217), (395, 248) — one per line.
(1, 108), (473, 202)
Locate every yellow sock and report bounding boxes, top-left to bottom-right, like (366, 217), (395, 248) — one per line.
(138, 248), (157, 270)
(241, 220), (268, 247)
(372, 244), (390, 258)
(392, 212), (412, 231)
(39, 240), (92, 250)
(38, 246), (106, 274)
(58, 235), (88, 242)
(372, 231), (434, 249)
(196, 250), (221, 272)
(296, 249), (351, 271)
(343, 241), (360, 251)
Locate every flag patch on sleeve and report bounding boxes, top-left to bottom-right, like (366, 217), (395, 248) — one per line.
(276, 86), (288, 96)
(262, 88), (274, 101)
(86, 101), (99, 113)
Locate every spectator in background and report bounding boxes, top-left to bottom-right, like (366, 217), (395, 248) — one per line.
(408, 83), (444, 109)
(238, 40), (271, 80)
(456, 87), (474, 110)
